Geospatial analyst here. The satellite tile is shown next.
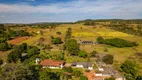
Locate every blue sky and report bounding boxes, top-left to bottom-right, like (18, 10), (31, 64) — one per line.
(0, 0), (142, 23)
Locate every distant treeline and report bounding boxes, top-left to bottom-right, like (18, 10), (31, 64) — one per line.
(77, 19), (142, 36)
(108, 24), (142, 37)
(4, 22), (74, 28)
(76, 19), (142, 24)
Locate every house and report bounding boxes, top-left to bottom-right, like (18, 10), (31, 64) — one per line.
(95, 66), (125, 80)
(71, 62), (93, 70)
(40, 59), (65, 69)
(80, 41), (94, 45)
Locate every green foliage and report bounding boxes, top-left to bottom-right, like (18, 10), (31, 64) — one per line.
(102, 54), (114, 64)
(96, 37), (138, 48)
(65, 39), (79, 55)
(0, 57), (3, 65)
(120, 60), (138, 79)
(3, 63), (34, 80)
(96, 36), (104, 44)
(90, 51), (97, 57)
(7, 49), (22, 63)
(105, 77), (115, 80)
(0, 42), (10, 51)
(79, 75), (88, 80)
(8, 29), (30, 37)
(52, 37), (62, 44)
(65, 27), (72, 41)
(63, 67), (73, 73)
(40, 68), (61, 80)
(78, 51), (87, 58)
(27, 46), (40, 57)
(136, 76), (142, 80)
(73, 70), (82, 77)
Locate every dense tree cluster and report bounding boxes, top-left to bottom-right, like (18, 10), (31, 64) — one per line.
(7, 43), (40, 63)
(96, 37), (138, 48)
(65, 39), (80, 55)
(120, 60), (139, 80)
(0, 24), (12, 51)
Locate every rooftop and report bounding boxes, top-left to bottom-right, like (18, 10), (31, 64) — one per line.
(40, 59), (64, 67)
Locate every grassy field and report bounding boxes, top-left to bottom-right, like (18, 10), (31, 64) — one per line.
(2, 23), (142, 72)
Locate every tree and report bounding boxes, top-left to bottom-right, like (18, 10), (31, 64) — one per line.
(0, 42), (9, 51)
(7, 50), (22, 63)
(3, 63), (34, 80)
(136, 76), (142, 80)
(40, 68), (51, 80)
(78, 51), (87, 58)
(65, 28), (72, 41)
(27, 46), (39, 57)
(52, 37), (62, 44)
(65, 39), (79, 55)
(102, 54), (114, 64)
(79, 75), (88, 80)
(19, 43), (27, 53)
(0, 57), (3, 65)
(96, 36), (104, 44)
(73, 70), (82, 77)
(120, 60), (138, 79)
(90, 51), (97, 57)
(40, 68), (61, 80)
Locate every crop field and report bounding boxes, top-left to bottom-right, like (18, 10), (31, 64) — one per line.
(96, 32), (133, 37)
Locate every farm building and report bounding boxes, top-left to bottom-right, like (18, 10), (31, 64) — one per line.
(95, 66), (125, 80)
(80, 41), (94, 45)
(71, 62), (93, 70)
(40, 59), (65, 69)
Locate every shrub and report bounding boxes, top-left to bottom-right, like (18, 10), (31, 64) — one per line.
(73, 70), (82, 77)
(56, 31), (61, 35)
(102, 54), (114, 64)
(90, 51), (97, 57)
(79, 75), (88, 80)
(78, 51), (87, 58)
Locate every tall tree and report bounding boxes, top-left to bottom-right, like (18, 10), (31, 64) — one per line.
(65, 39), (79, 55)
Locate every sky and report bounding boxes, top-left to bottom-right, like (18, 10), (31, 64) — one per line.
(0, 0), (142, 23)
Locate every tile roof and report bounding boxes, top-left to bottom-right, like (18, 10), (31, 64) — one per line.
(40, 59), (64, 67)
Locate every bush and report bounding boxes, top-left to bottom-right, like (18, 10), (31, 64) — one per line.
(102, 54), (114, 64)
(0, 42), (10, 51)
(62, 67), (73, 73)
(90, 51), (97, 57)
(73, 70), (82, 77)
(79, 75), (88, 80)
(105, 77), (115, 80)
(96, 36), (104, 44)
(78, 51), (87, 58)
(56, 31), (61, 35)
(52, 37), (62, 44)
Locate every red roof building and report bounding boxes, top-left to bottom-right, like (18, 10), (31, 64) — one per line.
(40, 59), (65, 68)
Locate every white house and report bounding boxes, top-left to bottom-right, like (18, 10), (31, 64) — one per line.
(71, 62), (93, 70)
(40, 59), (65, 69)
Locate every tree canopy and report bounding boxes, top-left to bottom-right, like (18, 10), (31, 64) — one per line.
(65, 39), (79, 55)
